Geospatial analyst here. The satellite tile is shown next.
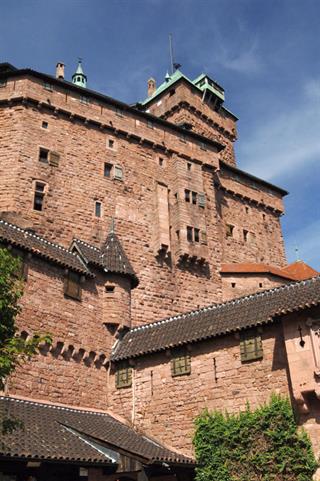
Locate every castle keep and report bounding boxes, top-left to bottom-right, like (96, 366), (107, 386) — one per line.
(0, 61), (319, 481)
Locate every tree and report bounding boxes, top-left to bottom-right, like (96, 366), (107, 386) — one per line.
(193, 394), (318, 481)
(0, 246), (51, 432)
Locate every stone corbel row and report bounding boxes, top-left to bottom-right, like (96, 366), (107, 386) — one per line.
(20, 331), (109, 369)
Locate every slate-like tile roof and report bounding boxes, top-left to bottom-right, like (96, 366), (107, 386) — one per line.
(0, 220), (91, 276)
(0, 397), (194, 465)
(111, 276), (320, 361)
(72, 233), (139, 288)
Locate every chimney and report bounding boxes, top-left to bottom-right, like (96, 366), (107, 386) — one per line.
(56, 62), (65, 80)
(148, 77), (156, 97)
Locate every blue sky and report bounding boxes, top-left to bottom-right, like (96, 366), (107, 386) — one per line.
(1, 0), (319, 269)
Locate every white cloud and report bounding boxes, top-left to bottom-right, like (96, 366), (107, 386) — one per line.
(238, 80), (320, 181)
(216, 39), (263, 74)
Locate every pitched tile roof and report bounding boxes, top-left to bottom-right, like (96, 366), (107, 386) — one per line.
(221, 263), (297, 281)
(0, 220), (91, 276)
(111, 276), (320, 361)
(0, 397), (194, 465)
(72, 233), (139, 288)
(281, 261), (319, 281)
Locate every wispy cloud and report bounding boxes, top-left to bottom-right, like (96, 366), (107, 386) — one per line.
(215, 38), (263, 74)
(238, 80), (320, 181)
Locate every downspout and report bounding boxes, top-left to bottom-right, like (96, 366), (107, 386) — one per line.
(131, 364), (136, 426)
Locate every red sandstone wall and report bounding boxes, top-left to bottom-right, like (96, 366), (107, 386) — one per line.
(145, 82), (237, 166)
(0, 76), (286, 323)
(221, 273), (288, 300)
(108, 324), (290, 454)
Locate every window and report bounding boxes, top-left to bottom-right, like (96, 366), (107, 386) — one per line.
(0, 79), (7, 88)
(243, 229), (249, 242)
(39, 147), (49, 163)
(176, 230), (180, 240)
(262, 213), (266, 221)
(115, 362), (132, 388)
(33, 182), (46, 211)
(192, 192), (197, 205)
(64, 271), (82, 301)
(259, 283), (263, 288)
(199, 141), (206, 151)
(186, 226), (200, 243)
(116, 107), (123, 117)
(80, 96), (89, 105)
(226, 224), (234, 238)
(187, 226), (193, 242)
(42, 121), (48, 129)
(159, 157), (164, 167)
(108, 139), (114, 149)
(231, 282), (236, 288)
(185, 189), (191, 202)
(171, 350), (191, 377)
(240, 329), (263, 362)
(147, 119), (154, 129)
(187, 162), (192, 171)
(105, 285), (115, 294)
(114, 165), (123, 180)
(43, 82), (53, 91)
(245, 206), (249, 214)
(104, 162), (113, 178)
(95, 201), (102, 218)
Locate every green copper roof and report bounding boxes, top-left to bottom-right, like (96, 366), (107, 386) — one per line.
(72, 60), (87, 88)
(142, 70), (225, 105)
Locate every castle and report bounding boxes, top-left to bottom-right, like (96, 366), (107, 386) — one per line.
(0, 60), (319, 481)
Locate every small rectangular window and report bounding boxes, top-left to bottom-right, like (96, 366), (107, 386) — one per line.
(104, 163), (113, 178)
(33, 182), (46, 211)
(185, 189), (191, 202)
(192, 192), (197, 205)
(187, 162), (192, 171)
(199, 141), (206, 151)
(159, 157), (164, 167)
(80, 96), (89, 105)
(95, 201), (102, 218)
(114, 165), (123, 180)
(0, 79), (7, 88)
(240, 329), (263, 362)
(171, 350), (191, 377)
(226, 224), (234, 238)
(147, 119), (154, 129)
(187, 226), (193, 242)
(105, 285), (115, 294)
(108, 139), (114, 149)
(39, 148), (49, 163)
(243, 229), (249, 242)
(42, 121), (48, 129)
(64, 271), (82, 301)
(194, 228), (200, 243)
(115, 362), (132, 388)
(43, 82), (53, 91)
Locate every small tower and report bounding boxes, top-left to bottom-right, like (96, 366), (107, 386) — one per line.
(100, 222), (139, 330)
(72, 59), (87, 88)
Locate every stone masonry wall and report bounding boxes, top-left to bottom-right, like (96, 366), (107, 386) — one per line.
(221, 273), (288, 300)
(0, 75), (286, 324)
(108, 322), (290, 455)
(7, 255), (117, 409)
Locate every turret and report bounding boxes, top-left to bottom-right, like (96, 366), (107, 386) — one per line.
(72, 59), (87, 88)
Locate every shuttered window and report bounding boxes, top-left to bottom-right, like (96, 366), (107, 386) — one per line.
(240, 329), (263, 362)
(171, 350), (191, 377)
(64, 271), (82, 301)
(115, 363), (132, 389)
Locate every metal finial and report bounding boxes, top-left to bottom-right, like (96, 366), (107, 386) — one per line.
(110, 217), (115, 234)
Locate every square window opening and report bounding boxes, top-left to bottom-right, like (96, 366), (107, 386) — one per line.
(42, 121), (48, 129)
(104, 163), (113, 178)
(39, 148), (49, 163)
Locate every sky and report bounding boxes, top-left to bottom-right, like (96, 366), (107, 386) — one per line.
(0, 0), (319, 269)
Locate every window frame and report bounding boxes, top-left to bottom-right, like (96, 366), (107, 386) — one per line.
(33, 181), (46, 212)
(240, 329), (263, 362)
(115, 362), (132, 389)
(171, 350), (191, 377)
(64, 271), (82, 301)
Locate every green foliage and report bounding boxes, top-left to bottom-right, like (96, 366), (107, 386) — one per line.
(0, 247), (52, 389)
(193, 395), (318, 481)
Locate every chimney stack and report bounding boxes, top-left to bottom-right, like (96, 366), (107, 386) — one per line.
(148, 78), (156, 97)
(56, 62), (65, 80)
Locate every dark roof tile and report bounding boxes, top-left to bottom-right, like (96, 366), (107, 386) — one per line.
(111, 276), (320, 361)
(0, 220), (91, 276)
(0, 397), (193, 465)
(72, 233), (139, 288)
